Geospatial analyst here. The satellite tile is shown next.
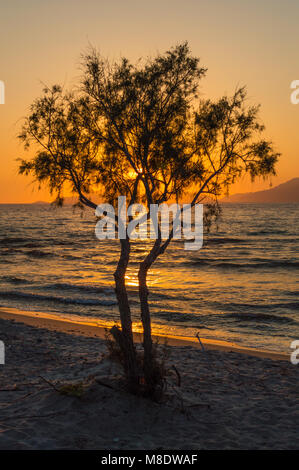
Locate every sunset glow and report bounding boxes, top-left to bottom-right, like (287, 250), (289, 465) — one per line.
(0, 1), (298, 203)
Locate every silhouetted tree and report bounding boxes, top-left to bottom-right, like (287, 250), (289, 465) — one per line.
(18, 43), (279, 396)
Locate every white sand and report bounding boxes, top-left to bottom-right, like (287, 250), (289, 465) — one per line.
(0, 310), (298, 450)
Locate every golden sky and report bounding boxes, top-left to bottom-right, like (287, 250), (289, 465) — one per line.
(0, 0), (298, 203)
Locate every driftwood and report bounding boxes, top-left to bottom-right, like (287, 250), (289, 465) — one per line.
(172, 365), (181, 387)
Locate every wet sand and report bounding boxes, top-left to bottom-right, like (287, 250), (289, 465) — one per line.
(0, 307), (289, 361)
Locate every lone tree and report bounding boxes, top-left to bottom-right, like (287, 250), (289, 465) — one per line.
(19, 43), (279, 396)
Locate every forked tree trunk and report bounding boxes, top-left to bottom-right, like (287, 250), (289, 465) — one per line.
(111, 238), (139, 392)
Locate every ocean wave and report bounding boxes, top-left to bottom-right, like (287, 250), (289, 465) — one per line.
(0, 248), (24, 255)
(0, 290), (117, 306)
(287, 291), (299, 297)
(246, 229), (287, 236)
(0, 276), (32, 285)
(155, 311), (201, 323)
(44, 282), (115, 295)
(61, 253), (85, 260)
(189, 259), (299, 269)
(224, 312), (296, 324)
(0, 236), (87, 249)
(26, 250), (54, 258)
(228, 301), (299, 311)
(153, 309), (296, 327)
(150, 297), (298, 330)
(0, 237), (32, 245)
(205, 237), (248, 245)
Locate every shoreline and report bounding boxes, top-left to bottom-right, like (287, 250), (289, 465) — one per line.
(0, 306), (289, 361)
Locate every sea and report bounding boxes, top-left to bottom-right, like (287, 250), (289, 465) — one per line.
(0, 203), (298, 353)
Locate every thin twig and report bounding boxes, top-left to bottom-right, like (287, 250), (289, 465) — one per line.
(172, 365), (181, 387)
(196, 332), (205, 351)
(186, 402), (211, 409)
(39, 375), (60, 392)
(95, 378), (117, 390)
(0, 388), (23, 392)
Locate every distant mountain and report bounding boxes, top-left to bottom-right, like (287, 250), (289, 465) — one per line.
(221, 178), (299, 203)
(60, 196), (102, 205)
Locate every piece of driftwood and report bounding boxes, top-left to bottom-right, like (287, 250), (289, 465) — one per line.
(172, 365), (181, 387)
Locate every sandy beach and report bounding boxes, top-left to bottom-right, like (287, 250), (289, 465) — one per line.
(0, 307), (298, 450)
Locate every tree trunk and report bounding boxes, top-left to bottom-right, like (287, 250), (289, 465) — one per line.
(138, 261), (161, 394)
(111, 238), (139, 392)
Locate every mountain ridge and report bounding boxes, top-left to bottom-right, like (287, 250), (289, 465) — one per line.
(221, 178), (299, 203)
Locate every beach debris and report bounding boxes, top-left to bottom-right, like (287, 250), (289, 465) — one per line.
(95, 377), (117, 391)
(39, 375), (85, 397)
(196, 332), (205, 351)
(39, 375), (60, 392)
(172, 365), (181, 387)
(58, 382), (85, 398)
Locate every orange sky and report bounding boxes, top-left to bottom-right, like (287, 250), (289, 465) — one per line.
(0, 0), (298, 203)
